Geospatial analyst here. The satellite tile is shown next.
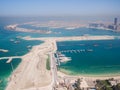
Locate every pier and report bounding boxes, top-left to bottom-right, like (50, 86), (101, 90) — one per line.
(54, 49), (93, 65)
(55, 51), (72, 66)
(0, 56), (22, 63)
(55, 53), (61, 66)
(58, 49), (93, 53)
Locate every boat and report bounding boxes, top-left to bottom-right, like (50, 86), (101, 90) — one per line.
(0, 49), (9, 52)
(87, 49), (93, 52)
(59, 57), (71, 62)
(16, 36), (22, 39)
(27, 45), (32, 48)
(10, 39), (14, 42)
(93, 44), (99, 47)
(58, 54), (65, 57)
(14, 41), (20, 44)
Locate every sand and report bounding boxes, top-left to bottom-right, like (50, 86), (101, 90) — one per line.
(6, 35), (120, 90)
(6, 41), (53, 90)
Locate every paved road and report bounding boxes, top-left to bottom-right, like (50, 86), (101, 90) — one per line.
(49, 52), (58, 89)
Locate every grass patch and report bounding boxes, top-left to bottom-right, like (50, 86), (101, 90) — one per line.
(96, 80), (112, 90)
(46, 55), (50, 70)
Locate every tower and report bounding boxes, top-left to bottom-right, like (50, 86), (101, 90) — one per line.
(114, 18), (118, 30)
(114, 18), (118, 25)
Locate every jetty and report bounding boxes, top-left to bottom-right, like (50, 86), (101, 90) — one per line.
(58, 49), (93, 53)
(0, 56), (22, 63)
(55, 52), (71, 65)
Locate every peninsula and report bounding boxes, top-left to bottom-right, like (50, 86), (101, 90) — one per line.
(5, 35), (120, 90)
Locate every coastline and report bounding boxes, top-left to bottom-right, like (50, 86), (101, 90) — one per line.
(57, 70), (120, 81)
(6, 41), (52, 90)
(5, 24), (51, 34)
(86, 26), (120, 33)
(5, 35), (120, 90)
(59, 68), (120, 78)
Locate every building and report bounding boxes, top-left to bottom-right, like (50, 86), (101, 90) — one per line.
(107, 18), (118, 30)
(88, 18), (120, 31)
(108, 25), (115, 30)
(89, 23), (105, 28)
(114, 18), (118, 30)
(114, 18), (118, 25)
(117, 25), (120, 31)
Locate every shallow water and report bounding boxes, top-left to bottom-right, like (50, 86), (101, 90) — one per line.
(0, 59), (21, 90)
(57, 40), (120, 76)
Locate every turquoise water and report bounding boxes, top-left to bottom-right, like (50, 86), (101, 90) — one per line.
(0, 17), (120, 89)
(0, 59), (21, 90)
(0, 22), (43, 90)
(57, 40), (120, 76)
(19, 24), (120, 37)
(0, 35), (42, 89)
(0, 38), (43, 57)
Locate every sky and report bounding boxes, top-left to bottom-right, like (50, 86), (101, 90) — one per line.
(0, 0), (120, 17)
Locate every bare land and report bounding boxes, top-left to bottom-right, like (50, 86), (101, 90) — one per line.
(6, 35), (120, 90)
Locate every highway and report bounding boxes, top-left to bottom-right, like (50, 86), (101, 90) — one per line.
(49, 52), (58, 90)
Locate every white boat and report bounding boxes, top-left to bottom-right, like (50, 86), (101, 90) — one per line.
(87, 49), (93, 52)
(60, 57), (71, 62)
(27, 45), (32, 48)
(14, 41), (20, 44)
(10, 39), (14, 42)
(58, 54), (65, 57)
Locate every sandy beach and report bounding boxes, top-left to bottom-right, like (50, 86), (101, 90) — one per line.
(22, 35), (117, 41)
(6, 35), (120, 90)
(6, 41), (53, 90)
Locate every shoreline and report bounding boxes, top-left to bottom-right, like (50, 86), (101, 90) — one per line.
(57, 71), (120, 81)
(59, 68), (120, 78)
(57, 70), (120, 81)
(5, 35), (120, 90)
(6, 41), (53, 90)
(5, 24), (51, 34)
(22, 35), (118, 41)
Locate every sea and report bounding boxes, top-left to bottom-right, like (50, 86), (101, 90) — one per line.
(57, 40), (120, 76)
(0, 17), (120, 89)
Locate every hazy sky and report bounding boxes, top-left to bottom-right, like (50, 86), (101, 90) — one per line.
(0, 0), (120, 17)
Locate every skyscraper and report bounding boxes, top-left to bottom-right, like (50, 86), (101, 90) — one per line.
(114, 18), (118, 30)
(114, 18), (118, 25)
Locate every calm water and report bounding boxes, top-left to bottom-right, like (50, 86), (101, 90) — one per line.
(19, 24), (120, 37)
(57, 40), (120, 76)
(0, 22), (42, 90)
(0, 17), (120, 89)
(0, 59), (21, 90)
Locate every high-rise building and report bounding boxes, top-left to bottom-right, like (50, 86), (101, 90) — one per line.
(114, 18), (118, 30)
(114, 18), (118, 25)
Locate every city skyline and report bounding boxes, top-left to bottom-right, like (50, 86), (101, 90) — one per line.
(0, 0), (120, 17)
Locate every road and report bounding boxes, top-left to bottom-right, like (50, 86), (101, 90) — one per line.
(49, 52), (58, 90)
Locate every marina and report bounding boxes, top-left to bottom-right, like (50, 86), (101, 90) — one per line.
(55, 52), (71, 66)
(1, 0), (120, 89)
(57, 49), (93, 53)
(0, 18), (120, 90)
(57, 39), (120, 76)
